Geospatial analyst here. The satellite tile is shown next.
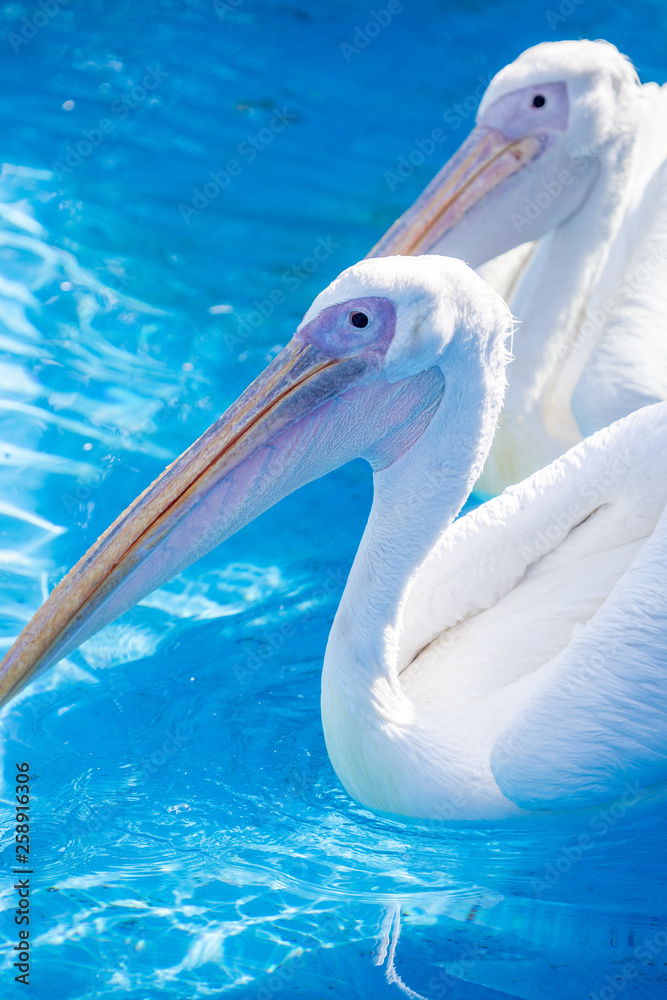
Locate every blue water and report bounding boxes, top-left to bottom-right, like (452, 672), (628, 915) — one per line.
(0, 1), (666, 997)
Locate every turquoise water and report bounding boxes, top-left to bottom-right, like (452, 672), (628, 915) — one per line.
(1, 1), (667, 997)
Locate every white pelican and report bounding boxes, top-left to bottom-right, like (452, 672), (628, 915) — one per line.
(1, 256), (666, 820)
(370, 40), (667, 495)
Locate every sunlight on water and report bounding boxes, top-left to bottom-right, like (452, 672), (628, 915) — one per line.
(0, 1), (666, 998)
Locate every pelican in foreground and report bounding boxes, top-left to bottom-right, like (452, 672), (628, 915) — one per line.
(1, 256), (667, 819)
(370, 40), (667, 495)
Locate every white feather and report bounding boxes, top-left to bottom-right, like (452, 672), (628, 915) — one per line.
(316, 257), (667, 820)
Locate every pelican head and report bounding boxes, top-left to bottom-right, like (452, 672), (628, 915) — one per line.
(0, 256), (511, 707)
(370, 40), (642, 266)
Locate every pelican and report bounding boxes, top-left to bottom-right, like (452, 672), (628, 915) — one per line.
(370, 40), (667, 495)
(1, 256), (666, 820)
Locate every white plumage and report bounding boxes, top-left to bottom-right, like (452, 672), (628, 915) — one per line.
(2, 256), (666, 822)
(371, 40), (667, 495)
(305, 258), (667, 819)
(325, 396), (667, 819)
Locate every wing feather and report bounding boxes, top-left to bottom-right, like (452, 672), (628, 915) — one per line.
(491, 503), (667, 809)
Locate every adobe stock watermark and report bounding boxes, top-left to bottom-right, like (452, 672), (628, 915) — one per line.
(51, 64), (169, 181)
(429, 770), (491, 822)
(251, 952), (306, 1000)
(340, 0), (411, 63)
(510, 134), (610, 235)
(425, 943), (484, 998)
(384, 76), (492, 192)
(7, 0), (69, 53)
(545, 0), (586, 32)
(531, 780), (644, 897)
(589, 924), (667, 1000)
(518, 445), (636, 565)
(222, 234), (340, 351)
(375, 902), (489, 999)
(137, 724), (192, 781)
(61, 464), (112, 517)
(178, 107), (297, 223)
(233, 566), (347, 683)
(214, 0), (244, 20)
(563, 242), (667, 358)
(511, 169), (577, 234)
(73, 723), (192, 836)
(403, 464), (454, 508)
(249, 910), (351, 1000)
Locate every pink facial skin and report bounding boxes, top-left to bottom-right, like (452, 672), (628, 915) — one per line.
(480, 81), (569, 141)
(296, 296), (397, 361)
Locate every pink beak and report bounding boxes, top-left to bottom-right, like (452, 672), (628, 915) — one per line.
(0, 331), (444, 706)
(368, 125), (544, 259)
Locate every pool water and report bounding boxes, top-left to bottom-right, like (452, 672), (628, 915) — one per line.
(1, 1), (666, 997)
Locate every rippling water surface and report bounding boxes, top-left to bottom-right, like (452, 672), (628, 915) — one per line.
(1, 1), (667, 997)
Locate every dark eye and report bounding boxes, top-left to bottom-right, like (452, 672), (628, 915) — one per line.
(350, 311), (369, 328)
(532, 94), (546, 108)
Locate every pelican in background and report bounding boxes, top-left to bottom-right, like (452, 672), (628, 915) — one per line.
(370, 40), (667, 495)
(1, 256), (666, 820)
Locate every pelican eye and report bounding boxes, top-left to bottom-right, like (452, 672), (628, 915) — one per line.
(532, 94), (546, 108)
(350, 311), (369, 329)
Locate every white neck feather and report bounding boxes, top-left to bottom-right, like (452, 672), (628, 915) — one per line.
(320, 322), (508, 816)
(478, 122), (642, 492)
(517, 137), (635, 408)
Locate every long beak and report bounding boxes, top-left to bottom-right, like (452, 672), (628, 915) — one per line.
(0, 336), (443, 706)
(368, 125), (544, 258)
